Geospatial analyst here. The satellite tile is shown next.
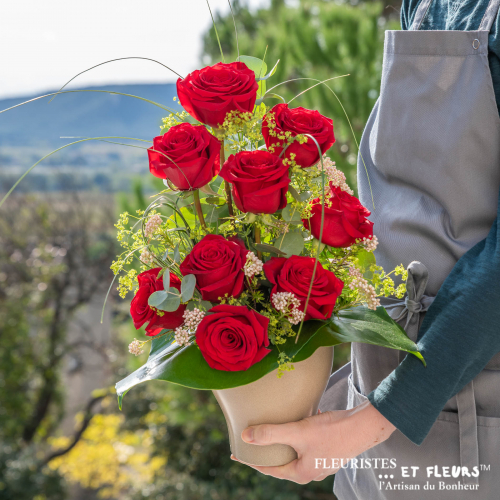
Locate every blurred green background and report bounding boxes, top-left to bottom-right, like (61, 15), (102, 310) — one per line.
(0, 1), (400, 498)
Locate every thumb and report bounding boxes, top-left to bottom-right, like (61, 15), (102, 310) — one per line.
(241, 422), (299, 447)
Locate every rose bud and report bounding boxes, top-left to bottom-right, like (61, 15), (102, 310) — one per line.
(195, 305), (271, 371)
(263, 255), (344, 321)
(219, 150), (290, 214)
(179, 234), (249, 303)
(147, 123), (220, 191)
(262, 103), (335, 168)
(130, 268), (186, 336)
(303, 185), (374, 248)
(177, 62), (259, 129)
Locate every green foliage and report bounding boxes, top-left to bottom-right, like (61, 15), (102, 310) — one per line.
(203, 0), (400, 189)
(116, 305), (422, 404)
(0, 195), (117, 499)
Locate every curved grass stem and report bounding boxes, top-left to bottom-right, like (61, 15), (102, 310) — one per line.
(48, 57), (184, 104)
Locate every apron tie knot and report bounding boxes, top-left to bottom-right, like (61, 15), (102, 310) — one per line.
(388, 261), (435, 341)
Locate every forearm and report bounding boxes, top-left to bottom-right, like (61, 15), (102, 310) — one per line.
(369, 217), (500, 444)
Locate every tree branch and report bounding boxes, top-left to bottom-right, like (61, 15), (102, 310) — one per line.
(41, 394), (105, 465)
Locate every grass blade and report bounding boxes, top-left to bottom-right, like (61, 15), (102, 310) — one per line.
(48, 57), (184, 103)
(206, 0), (225, 63)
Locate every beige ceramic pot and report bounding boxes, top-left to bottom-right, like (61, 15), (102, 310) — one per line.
(212, 346), (334, 467)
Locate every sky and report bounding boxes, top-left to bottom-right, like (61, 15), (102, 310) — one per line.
(0, 0), (268, 99)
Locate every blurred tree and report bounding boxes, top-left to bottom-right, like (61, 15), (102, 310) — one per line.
(202, 0), (400, 188)
(0, 194), (117, 499)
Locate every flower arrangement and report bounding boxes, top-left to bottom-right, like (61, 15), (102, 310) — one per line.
(0, 10), (424, 409)
(111, 55), (424, 405)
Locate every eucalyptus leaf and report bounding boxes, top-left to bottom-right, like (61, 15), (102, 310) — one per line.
(204, 205), (219, 224)
(181, 274), (197, 302)
(116, 305), (424, 407)
(254, 243), (287, 256)
(274, 230), (305, 257)
(156, 287), (181, 313)
(282, 204), (303, 224)
(200, 300), (213, 311)
(148, 290), (169, 308)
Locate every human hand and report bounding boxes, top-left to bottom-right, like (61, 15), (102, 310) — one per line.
(232, 401), (395, 484)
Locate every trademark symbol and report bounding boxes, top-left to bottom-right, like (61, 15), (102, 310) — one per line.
(480, 464), (491, 471)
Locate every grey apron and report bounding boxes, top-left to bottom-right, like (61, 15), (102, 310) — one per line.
(320, 0), (500, 498)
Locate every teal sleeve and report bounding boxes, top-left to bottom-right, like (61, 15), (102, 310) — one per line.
(368, 0), (500, 445)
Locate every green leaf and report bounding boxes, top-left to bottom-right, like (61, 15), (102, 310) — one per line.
(288, 185), (312, 202)
(254, 243), (287, 256)
(200, 300), (213, 311)
(239, 55), (267, 97)
(173, 244), (180, 264)
(204, 196), (223, 205)
(159, 287), (181, 312)
(181, 274), (196, 302)
(204, 205), (219, 224)
(116, 306), (424, 404)
(355, 249), (377, 279)
(258, 59), (279, 81)
(148, 290), (168, 308)
(239, 55), (267, 78)
(260, 214), (279, 227)
(274, 230), (305, 257)
(162, 269), (170, 290)
(200, 183), (219, 196)
(282, 204), (303, 224)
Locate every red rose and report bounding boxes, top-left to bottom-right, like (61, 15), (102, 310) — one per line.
(130, 268), (186, 336)
(263, 255), (344, 321)
(176, 62), (259, 128)
(219, 150), (290, 214)
(195, 305), (271, 371)
(262, 103), (335, 168)
(147, 123), (220, 191)
(179, 235), (249, 303)
(303, 185), (374, 248)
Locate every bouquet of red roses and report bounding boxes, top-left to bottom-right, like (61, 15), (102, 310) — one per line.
(0, 38), (424, 468)
(111, 55), (423, 409)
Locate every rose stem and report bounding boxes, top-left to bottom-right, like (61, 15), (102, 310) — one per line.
(193, 190), (207, 229)
(254, 225), (262, 260)
(220, 140), (234, 217)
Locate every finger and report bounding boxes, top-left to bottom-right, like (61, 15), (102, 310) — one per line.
(241, 421), (300, 447)
(240, 458), (302, 482)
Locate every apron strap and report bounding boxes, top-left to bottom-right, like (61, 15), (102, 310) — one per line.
(479, 0), (500, 32)
(456, 381), (480, 485)
(386, 261), (480, 483)
(412, 0), (500, 32)
(410, 0), (433, 31)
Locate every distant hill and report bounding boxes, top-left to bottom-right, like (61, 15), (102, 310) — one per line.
(0, 83), (180, 148)
(0, 83), (183, 193)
